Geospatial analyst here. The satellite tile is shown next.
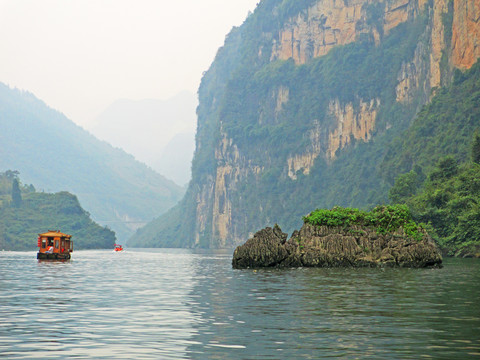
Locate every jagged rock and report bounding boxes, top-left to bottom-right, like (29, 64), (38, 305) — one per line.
(232, 223), (442, 269)
(231, 224), (293, 268)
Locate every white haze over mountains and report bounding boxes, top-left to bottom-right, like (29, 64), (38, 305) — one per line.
(0, 0), (260, 185)
(89, 91), (197, 186)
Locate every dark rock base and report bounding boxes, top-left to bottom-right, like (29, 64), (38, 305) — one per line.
(232, 224), (443, 269)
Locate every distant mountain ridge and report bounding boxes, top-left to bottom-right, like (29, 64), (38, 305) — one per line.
(154, 131), (195, 186)
(89, 91), (197, 185)
(0, 83), (184, 242)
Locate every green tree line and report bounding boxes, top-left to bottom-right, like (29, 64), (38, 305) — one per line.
(389, 134), (480, 257)
(0, 171), (116, 251)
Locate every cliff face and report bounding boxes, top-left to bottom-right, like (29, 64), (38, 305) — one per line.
(452, 0), (480, 69)
(135, 0), (480, 249)
(326, 98), (380, 159)
(270, 0), (423, 64)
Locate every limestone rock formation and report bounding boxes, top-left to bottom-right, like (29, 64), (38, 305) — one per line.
(452, 0), (480, 70)
(232, 223), (442, 269)
(231, 224), (293, 268)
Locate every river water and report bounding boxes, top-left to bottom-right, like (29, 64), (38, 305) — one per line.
(0, 249), (479, 359)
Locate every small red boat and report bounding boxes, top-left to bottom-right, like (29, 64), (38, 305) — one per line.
(114, 244), (123, 252)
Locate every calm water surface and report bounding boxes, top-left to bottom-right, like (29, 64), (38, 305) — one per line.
(0, 249), (479, 359)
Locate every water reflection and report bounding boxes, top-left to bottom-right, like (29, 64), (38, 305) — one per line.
(0, 249), (198, 359)
(0, 251), (479, 359)
(185, 256), (480, 359)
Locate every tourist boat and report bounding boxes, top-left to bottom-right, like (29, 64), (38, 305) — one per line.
(37, 230), (73, 260)
(114, 244), (123, 252)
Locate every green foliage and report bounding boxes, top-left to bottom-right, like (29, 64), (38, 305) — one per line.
(304, 205), (424, 241)
(364, 2), (386, 37)
(304, 207), (364, 228)
(392, 157), (480, 256)
(0, 170), (34, 207)
(442, 0), (454, 45)
(428, 156), (459, 182)
(472, 132), (480, 164)
(129, 196), (195, 248)
(11, 178), (22, 207)
(389, 169), (422, 204)
(0, 172), (116, 251)
(440, 0), (454, 84)
(381, 61), (480, 184)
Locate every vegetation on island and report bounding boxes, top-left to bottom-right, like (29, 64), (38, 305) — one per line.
(303, 205), (425, 242)
(0, 171), (116, 251)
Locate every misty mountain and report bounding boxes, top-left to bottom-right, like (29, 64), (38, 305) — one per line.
(0, 83), (184, 242)
(154, 131), (196, 186)
(129, 0), (480, 249)
(89, 91), (197, 185)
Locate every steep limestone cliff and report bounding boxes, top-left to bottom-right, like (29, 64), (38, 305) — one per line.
(287, 120), (323, 179)
(210, 133), (265, 245)
(133, 0), (480, 249)
(452, 0), (480, 69)
(269, 0), (479, 100)
(327, 98), (380, 159)
(270, 0), (368, 64)
(428, 0), (449, 89)
(286, 97), (379, 178)
(270, 0), (423, 65)
(396, 41), (428, 103)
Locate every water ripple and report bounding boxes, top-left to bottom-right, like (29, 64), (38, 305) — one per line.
(0, 250), (479, 359)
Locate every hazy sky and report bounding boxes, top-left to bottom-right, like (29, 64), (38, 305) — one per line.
(0, 0), (259, 128)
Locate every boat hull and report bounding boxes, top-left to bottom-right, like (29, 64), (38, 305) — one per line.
(37, 252), (71, 260)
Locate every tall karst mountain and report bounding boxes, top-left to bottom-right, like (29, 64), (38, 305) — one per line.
(131, 0), (480, 248)
(0, 84), (183, 242)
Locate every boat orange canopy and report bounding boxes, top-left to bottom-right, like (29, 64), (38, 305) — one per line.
(37, 230), (73, 260)
(39, 230), (72, 239)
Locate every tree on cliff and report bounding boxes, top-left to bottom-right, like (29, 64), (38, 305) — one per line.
(11, 178), (22, 208)
(388, 167), (424, 204)
(472, 132), (480, 164)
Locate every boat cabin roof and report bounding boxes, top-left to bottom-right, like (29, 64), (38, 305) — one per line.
(39, 230), (72, 239)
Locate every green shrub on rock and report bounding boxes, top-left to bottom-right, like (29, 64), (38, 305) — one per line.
(303, 205), (424, 242)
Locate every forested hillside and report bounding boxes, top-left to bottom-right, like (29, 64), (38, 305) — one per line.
(385, 64), (480, 256)
(389, 154), (480, 257)
(0, 84), (183, 242)
(0, 171), (115, 250)
(131, 0), (480, 249)
(382, 62), (480, 180)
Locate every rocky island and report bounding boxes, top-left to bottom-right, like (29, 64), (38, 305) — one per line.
(232, 205), (442, 269)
